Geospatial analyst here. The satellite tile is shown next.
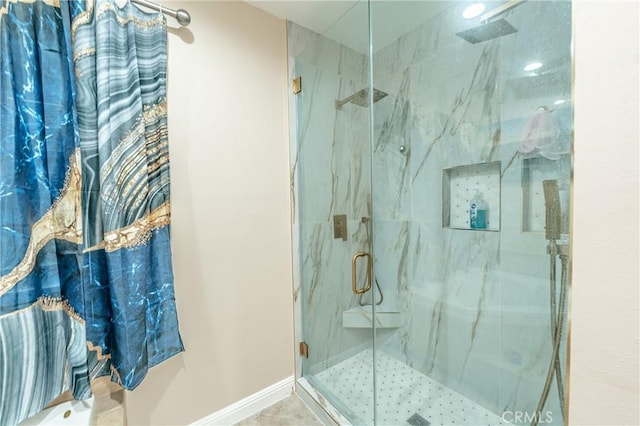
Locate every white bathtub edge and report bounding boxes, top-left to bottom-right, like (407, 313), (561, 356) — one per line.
(190, 375), (294, 426)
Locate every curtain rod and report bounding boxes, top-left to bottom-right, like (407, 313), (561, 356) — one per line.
(130, 0), (191, 26)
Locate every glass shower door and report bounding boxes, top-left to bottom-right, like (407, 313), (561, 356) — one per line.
(290, 1), (379, 423)
(369, 1), (573, 425)
(290, 1), (572, 425)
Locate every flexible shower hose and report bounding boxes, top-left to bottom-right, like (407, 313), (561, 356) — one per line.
(359, 278), (384, 306)
(551, 260), (566, 417)
(531, 254), (568, 426)
(547, 248), (566, 417)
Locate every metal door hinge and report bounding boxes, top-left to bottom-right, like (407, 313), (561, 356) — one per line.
(299, 342), (308, 359)
(293, 76), (302, 94)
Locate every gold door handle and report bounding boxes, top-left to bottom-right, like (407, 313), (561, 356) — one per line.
(352, 252), (372, 295)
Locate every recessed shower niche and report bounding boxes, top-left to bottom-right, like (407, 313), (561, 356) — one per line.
(443, 162), (501, 231)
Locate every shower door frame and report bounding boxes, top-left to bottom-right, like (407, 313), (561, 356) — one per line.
(288, 60), (372, 423)
(288, 0), (379, 421)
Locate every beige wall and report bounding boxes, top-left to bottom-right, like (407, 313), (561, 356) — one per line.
(125, 2), (293, 425)
(570, 1), (639, 424)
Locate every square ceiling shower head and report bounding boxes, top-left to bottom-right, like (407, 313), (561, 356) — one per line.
(456, 19), (518, 44)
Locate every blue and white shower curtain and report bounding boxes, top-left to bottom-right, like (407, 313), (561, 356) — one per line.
(0, 1), (183, 424)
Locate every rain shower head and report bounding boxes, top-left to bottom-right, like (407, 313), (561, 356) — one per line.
(335, 88), (388, 109)
(456, 18), (517, 44)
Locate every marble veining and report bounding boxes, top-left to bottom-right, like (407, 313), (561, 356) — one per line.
(289, 0), (571, 424)
(290, 22), (377, 375)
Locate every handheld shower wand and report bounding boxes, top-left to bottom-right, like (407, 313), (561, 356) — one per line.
(532, 180), (568, 426)
(542, 180), (561, 242)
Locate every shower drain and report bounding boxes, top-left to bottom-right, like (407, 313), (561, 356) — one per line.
(407, 413), (430, 426)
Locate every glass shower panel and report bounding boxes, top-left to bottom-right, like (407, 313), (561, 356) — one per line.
(289, 1), (378, 423)
(369, 1), (573, 425)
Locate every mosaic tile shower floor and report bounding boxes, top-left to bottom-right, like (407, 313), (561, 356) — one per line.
(314, 349), (509, 426)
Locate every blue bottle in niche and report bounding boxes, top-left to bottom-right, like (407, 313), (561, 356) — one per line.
(470, 191), (488, 229)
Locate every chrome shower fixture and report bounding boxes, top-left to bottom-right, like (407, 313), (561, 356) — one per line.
(335, 88), (388, 109)
(456, 0), (526, 44)
(456, 18), (517, 44)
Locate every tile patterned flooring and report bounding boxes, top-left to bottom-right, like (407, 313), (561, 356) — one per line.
(236, 349), (511, 425)
(314, 350), (508, 426)
(235, 395), (324, 426)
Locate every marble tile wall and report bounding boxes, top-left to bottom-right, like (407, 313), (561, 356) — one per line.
(494, 2), (571, 420)
(371, 1), (572, 422)
(290, 0), (571, 423)
(288, 23), (376, 373)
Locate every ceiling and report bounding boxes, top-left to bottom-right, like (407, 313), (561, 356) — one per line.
(246, 1), (452, 53)
(245, 1), (571, 94)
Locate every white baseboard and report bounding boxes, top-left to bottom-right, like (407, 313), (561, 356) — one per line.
(190, 375), (294, 425)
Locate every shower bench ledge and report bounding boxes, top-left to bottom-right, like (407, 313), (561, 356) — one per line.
(342, 306), (400, 329)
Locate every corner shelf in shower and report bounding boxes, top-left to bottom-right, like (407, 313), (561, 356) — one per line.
(342, 306), (400, 329)
(442, 161), (501, 231)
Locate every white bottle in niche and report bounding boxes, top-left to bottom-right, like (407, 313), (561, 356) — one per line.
(470, 191), (488, 229)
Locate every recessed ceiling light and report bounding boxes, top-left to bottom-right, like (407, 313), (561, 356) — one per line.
(462, 3), (486, 19)
(554, 99), (566, 105)
(524, 62), (543, 72)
